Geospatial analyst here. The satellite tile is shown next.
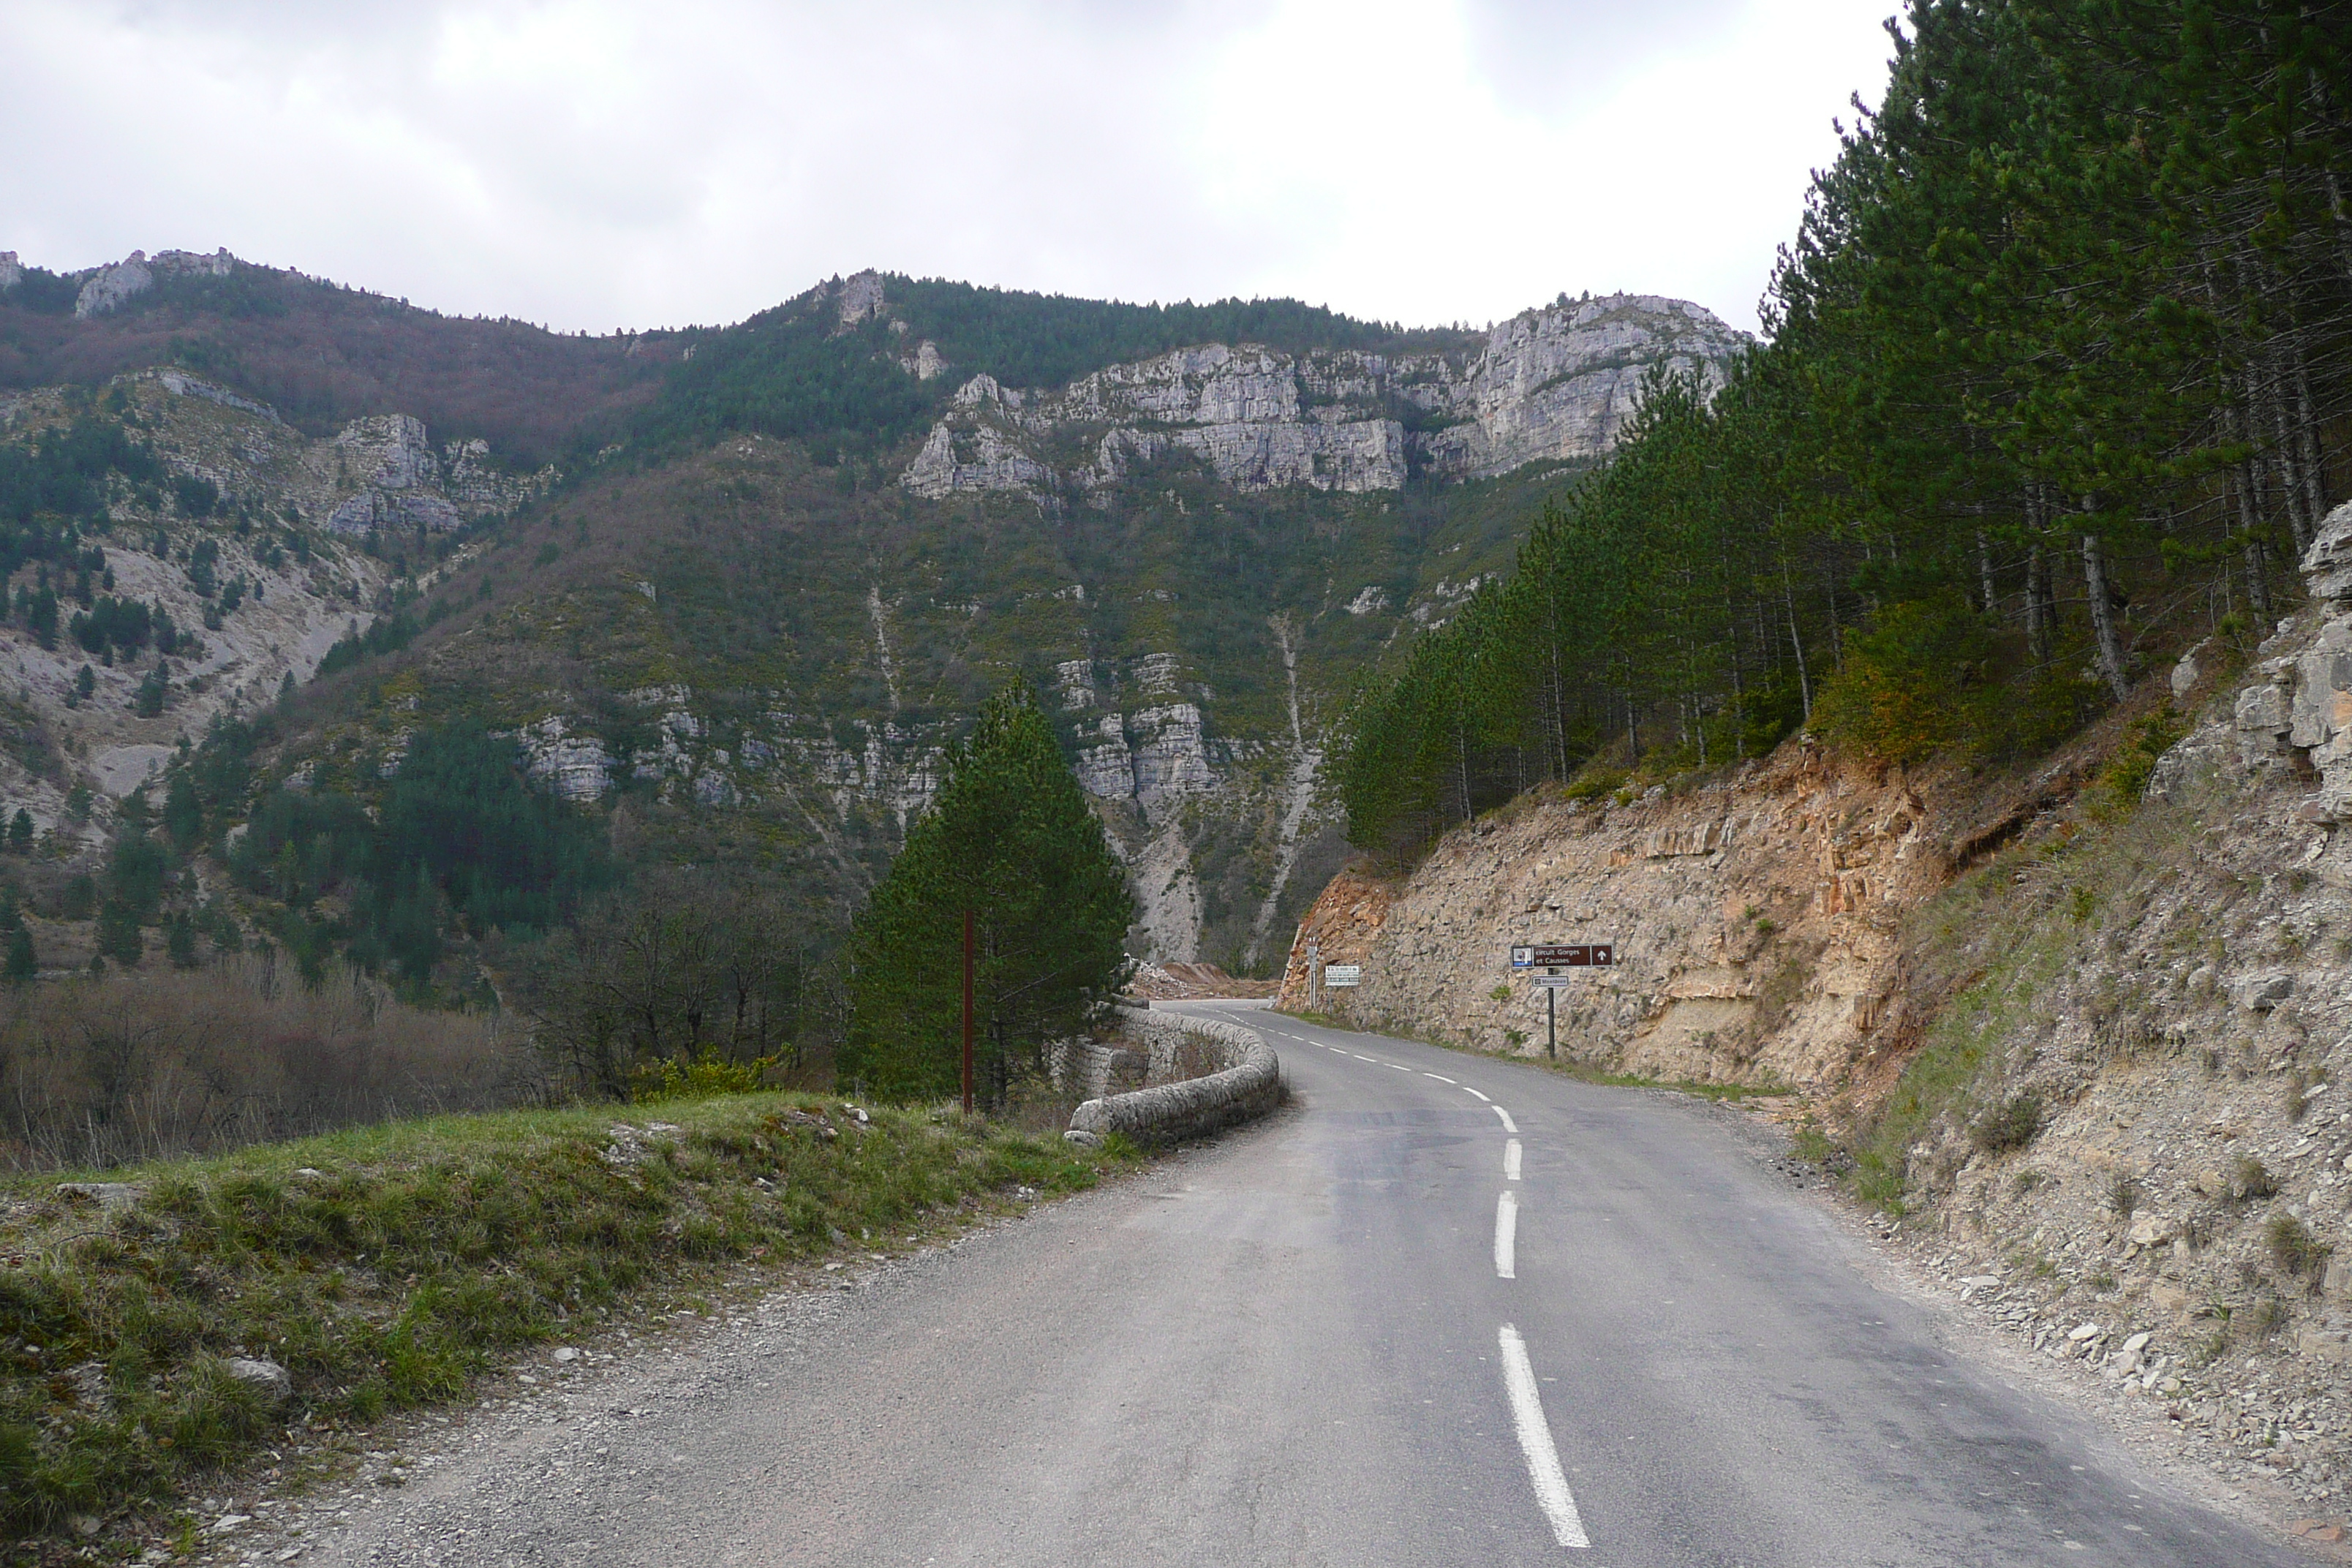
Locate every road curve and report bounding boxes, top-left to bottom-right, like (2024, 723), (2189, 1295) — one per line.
(304, 1003), (2299, 1567)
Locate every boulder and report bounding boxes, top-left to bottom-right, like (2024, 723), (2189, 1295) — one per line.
(54, 1182), (145, 1212)
(2231, 971), (2294, 1011)
(225, 1357), (293, 1403)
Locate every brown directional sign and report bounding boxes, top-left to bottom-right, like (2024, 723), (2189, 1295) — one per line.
(1510, 943), (1616, 968)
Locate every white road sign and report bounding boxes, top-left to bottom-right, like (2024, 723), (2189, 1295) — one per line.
(1323, 965), (1362, 987)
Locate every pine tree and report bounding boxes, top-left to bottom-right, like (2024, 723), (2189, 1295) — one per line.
(4, 924), (34, 983)
(5, 810), (29, 852)
(163, 772), (202, 849)
(95, 900), (143, 966)
(842, 681), (1134, 1104)
(166, 911), (198, 969)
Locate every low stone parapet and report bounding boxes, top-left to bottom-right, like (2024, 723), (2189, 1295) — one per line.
(1066, 1011), (1280, 1146)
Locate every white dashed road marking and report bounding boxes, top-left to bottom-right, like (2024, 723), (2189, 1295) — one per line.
(1424, 1073), (1456, 1084)
(1463, 1087), (1491, 1103)
(1499, 1324), (1591, 1548)
(1494, 1190), (1518, 1279)
(1492, 1105), (1519, 1134)
(1504, 1139), (1522, 1181)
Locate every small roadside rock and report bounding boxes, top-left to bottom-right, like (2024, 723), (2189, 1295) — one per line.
(226, 1357), (293, 1403)
(54, 1182), (145, 1211)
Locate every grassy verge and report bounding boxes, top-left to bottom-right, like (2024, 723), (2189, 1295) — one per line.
(0, 1093), (1136, 1542)
(1842, 796), (2196, 1212)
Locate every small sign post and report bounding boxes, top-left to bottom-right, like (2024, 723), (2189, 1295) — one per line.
(1509, 941), (1617, 1059)
(1306, 939), (1320, 1012)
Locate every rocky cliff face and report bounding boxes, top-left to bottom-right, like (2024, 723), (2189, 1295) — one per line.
(1278, 742), (1949, 1088)
(69, 249), (236, 319)
(0, 369), (547, 828)
(0, 261), (1744, 972)
(902, 293), (1746, 506)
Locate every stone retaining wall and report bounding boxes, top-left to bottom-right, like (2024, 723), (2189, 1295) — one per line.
(1066, 1011), (1280, 1145)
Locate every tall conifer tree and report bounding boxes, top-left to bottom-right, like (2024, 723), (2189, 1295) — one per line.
(843, 682), (1134, 1104)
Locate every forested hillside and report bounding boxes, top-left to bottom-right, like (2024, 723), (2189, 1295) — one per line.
(0, 252), (679, 464)
(0, 223), (1738, 1139)
(1338, 0), (2351, 852)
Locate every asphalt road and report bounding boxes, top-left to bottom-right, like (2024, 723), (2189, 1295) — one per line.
(306, 1003), (2301, 1567)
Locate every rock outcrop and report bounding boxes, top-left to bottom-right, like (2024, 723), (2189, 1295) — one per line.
(2213, 501), (2352, 823)
(1280, 747), (1945, 1088)
(901, 293), (1748, 507)
(71, 248), (235, 318)
(0, 368), (554, 824)
(318, 415), (546, 535)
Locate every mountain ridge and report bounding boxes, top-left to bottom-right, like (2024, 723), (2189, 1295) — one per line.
(0, 252), (1749, 974)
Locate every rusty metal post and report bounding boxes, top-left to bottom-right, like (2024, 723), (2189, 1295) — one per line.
(961, 908), (976, 1116)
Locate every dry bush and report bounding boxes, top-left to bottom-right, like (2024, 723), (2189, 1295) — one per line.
(0, 955), (536, 1170)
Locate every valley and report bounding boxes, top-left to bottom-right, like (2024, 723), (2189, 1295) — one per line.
(0, 256), (1746, 974)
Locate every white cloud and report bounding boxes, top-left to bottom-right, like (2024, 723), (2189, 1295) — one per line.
(0, 0), (1893, 336)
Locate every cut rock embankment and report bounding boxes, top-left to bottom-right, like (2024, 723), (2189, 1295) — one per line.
(1278, 743), (1959, 1090)
(1066, 1011), (1280, 1146)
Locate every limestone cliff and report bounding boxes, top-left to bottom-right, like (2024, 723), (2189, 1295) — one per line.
(901, 293), (1747, 507)
(0, 369), (546, 827)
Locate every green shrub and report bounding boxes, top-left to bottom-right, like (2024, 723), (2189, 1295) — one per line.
(1970, 1093), (2043, 1154)
(2088, 709), (2188, 820)
(2106, 1172), (2142, 1216)
(629, 1049), (776, 1102)
(1814, 599), (2002, 765)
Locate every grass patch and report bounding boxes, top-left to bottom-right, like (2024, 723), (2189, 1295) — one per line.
(1848, 799), (2215, 1213)
(1790, 1120), (1838, 1164)
(0, 1091), (1135, 1539)
(2266, 1213), (2332, 1281)
(2232, 1155), (2278, 1202)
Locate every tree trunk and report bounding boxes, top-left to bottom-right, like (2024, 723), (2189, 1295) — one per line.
(2082, 532), (2129, 701)
(2264, 351), (2313, 555)
(2025, 544), (2048, 667)
(2294, 346), (2332, 524)
(1782, 563), (1812, 721)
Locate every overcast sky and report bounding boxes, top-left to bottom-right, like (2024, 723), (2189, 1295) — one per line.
(1, 1), (1896, 339)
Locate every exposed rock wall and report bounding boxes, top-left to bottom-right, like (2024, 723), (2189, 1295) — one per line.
(0, 369), (556, 823)
(1280, 747), (1947, 1090)
(901, 293), (1749, 507)
(71, 248), (235, 318)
